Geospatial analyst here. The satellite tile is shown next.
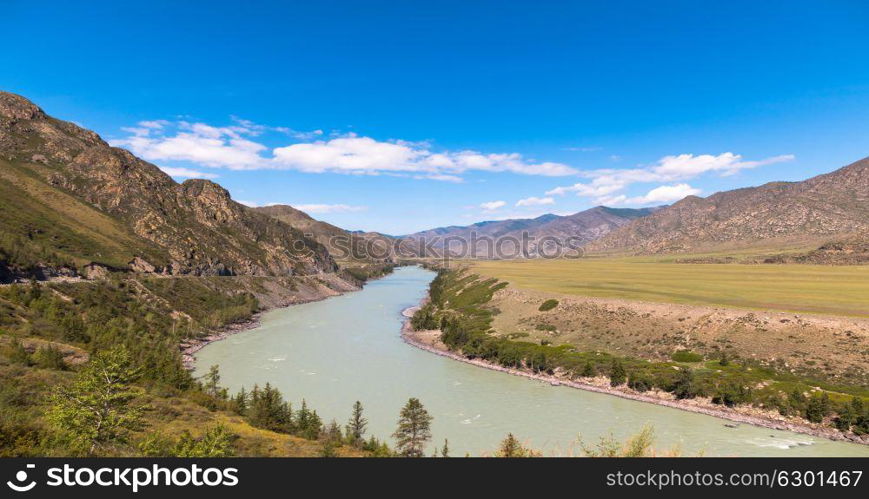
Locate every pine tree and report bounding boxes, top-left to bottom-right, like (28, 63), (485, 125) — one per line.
(346, 400), (368, 446)
(47, 347), (144, 454)
(232, 387), (248, 415)
(392, 398), (433, 457)
(495, 433), (538, 457)
(202, 365), (222, 398)
(441, 438), (450, 457)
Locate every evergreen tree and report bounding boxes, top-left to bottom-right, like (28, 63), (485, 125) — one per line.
(248, 383), (292, 432)
(202, 365), (222, 398)
(232, 387), (248, 415)
(392, 398), (433, 457)
(581, 361), (596, 378)
(495, 433), (538, 457)
(345, 400), (367, 446)
(609, 359), (626, 386)
(805, 393), (831, 423)
(47, 347), (143, 454)
(295, 400), (322, 440)
(441, 438), (449, 457)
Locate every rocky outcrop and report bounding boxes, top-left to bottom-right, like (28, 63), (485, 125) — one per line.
(0, 91), (336, 278)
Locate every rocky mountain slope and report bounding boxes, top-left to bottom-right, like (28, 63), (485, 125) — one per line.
(0, 91), (334, 281)
(405, 206), (656, 257)
(587, 157), (869, 255)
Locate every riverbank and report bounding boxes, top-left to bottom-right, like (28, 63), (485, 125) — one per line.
(399, 304), (868, 446)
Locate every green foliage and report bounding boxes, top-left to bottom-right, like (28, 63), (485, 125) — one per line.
(172, 425), (235, 457)
(711, 382), (752, 407)
(345, 401), (367, 447)
(805, 393), (831, 423)
(202, 365), (227, 400)
(392, 398), (433, 457)
(672, 368), (700, 400)
(609, 359), (627, 387)
(46, 347), (144, 454)
(495, 433), (539, 457)
(139, 426), (235, 457)
(4, 339), (31, 366)
(628, 372), (652, 392)
(32, 344), (67, 370)
(671, 350), (704, 363)
(580, 426), (663, 457)
(538, 299), (559, 312)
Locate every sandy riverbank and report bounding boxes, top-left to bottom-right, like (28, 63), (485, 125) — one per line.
(399, 304), (868, 446)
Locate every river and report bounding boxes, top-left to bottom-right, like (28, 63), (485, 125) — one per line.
(193, 266), (869, 456)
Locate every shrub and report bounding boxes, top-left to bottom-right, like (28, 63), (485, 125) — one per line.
(628, 373), (652, 392)
(538, 299), (559, 312)
(609, 359), (627, 386)
(32, 344), (67, 370)
(671, 350), (703, 363)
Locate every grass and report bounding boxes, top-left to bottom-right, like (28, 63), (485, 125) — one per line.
(468, 257), (869, 317)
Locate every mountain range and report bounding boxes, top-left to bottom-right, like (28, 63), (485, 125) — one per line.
(403, 206), (658, 257)
(587, 157), (869, 255)
(0, 91), (333, 281)
(1, 90), (867, 283)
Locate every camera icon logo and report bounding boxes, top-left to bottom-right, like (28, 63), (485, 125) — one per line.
(7, 464), (37, 492)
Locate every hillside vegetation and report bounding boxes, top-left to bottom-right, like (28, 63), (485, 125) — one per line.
(412, 269), (869, 441)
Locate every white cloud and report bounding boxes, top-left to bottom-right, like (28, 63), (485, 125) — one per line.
(292, 204), (367, 214)
(112, 120), (267, 169)
(516, 196), (555, 207)
(113, 119), (578, 180)
(415, 173), (464, 183)
(236, 200), (260, 207)
(628, 183), (701, 204)
(545, 152), (793, 205)
(480, 200), (507, 212)
(652, 153), (793, 178)
(158, 166), (220, 179)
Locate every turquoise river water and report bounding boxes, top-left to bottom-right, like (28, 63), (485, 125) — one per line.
(194, 266), (869, 456)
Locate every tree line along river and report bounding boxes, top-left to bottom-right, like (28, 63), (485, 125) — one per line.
(193, 266), (869, 457)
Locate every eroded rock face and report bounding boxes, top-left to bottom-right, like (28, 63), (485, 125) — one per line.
(0, 91), (336, 277)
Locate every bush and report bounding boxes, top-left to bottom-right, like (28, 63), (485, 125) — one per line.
(32, 345), (67, 370)
(671, 350), (703, 363)
(538, 299), (559, 312)
(609, 360), (627, 387)
(628, 373), (652, 392)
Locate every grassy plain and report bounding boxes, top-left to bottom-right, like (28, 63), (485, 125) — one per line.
(468, 257), (869, 317)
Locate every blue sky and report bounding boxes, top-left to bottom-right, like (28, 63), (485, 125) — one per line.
(4, 0), (869, 234)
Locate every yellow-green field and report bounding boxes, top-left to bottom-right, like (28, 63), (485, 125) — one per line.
(468, 258), (869, 317)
